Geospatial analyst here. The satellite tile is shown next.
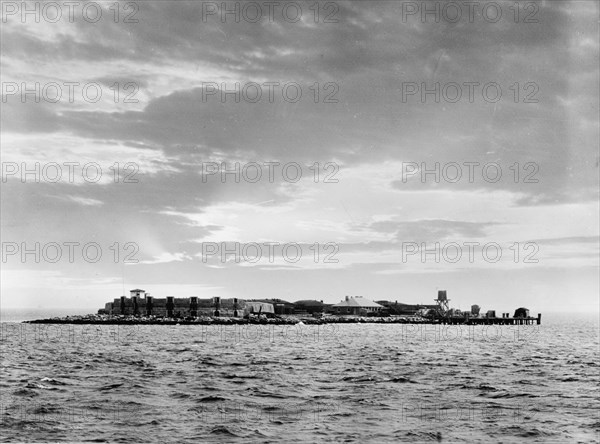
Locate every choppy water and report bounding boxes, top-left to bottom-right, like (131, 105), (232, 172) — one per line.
(1, 314), (598, 443)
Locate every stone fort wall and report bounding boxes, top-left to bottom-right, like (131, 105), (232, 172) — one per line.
(101, 289), (243, 317)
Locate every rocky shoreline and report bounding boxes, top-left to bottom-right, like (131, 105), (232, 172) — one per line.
(23, 313), (432, 325)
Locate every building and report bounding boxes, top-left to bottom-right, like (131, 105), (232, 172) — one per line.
(332, 296), (383, 315)
(376, 301), (438, 315)
(293, 300), (328, 315)
(513, 307), (530, 318)
(99, 289), (243, 318)
(244, 302), (275, 317)
(250, 299), (295, 315)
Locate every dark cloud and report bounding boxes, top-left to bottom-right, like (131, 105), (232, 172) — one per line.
(2, 0), (589, 205)
(1, 1), (597, 309)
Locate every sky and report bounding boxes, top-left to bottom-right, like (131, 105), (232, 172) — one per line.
(1, 0), (598, 314)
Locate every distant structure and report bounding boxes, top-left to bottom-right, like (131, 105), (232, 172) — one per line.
(250, 299), (295, 315)
(96, 289), (540, 325)
(243, 302), (275, 316)
(293, 300), (328, 315)
(100, 289), (243, 318)
(513, 307), (530, 318)
(375, 301), (438, 315)
(435, 290), (450, 316)
(332, 296), (383, 315)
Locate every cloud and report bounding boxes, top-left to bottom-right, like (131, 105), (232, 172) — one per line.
(139, 252), (192, 265)
(63, 195), (104, 206)
(354, 219), (498, 242)
(1, 1), (598, 310)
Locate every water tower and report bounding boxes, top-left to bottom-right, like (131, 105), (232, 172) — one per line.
(435, 290), (450, 316)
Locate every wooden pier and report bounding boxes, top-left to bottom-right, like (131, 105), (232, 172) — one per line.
(439, 313), (541, 325)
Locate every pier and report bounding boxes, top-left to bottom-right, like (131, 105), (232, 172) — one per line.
(439, 313), (541, 325)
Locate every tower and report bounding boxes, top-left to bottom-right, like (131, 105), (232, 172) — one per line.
(213, 296), (220, 317)
(435, 290), (450, 316)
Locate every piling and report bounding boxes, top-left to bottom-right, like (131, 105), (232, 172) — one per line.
(166, 296), (174, 317)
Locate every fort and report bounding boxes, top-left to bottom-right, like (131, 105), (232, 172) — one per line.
(96, 289), (442, 319)
(100, 289), (243, 318)
(45, 289), (540, 326)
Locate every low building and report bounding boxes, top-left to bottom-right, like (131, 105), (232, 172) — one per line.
(244, 302), (275, 317)
(376, 301), (438, 315)
(293, 300), (328, 315)
(514, 307), (530, 318)
(251, 299), (295, 315)
(332, 296), (383, 315)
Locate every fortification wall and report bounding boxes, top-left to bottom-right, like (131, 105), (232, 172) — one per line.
(102, 295), (245, 318)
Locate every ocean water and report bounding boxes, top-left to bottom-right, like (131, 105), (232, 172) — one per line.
(0, 314), (598, 443)
(0, 308), (93, 323)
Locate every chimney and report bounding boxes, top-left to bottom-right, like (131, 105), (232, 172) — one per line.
(345, 296), (349, 301)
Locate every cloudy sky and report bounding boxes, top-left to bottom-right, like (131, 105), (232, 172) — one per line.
(1, 0), (598, 313)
